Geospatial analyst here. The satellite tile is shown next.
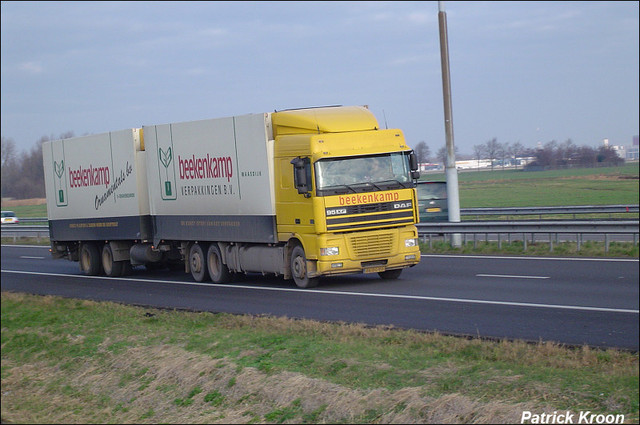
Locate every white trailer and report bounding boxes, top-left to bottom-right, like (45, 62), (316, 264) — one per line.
(143, 113), (277, 245)
(43, 129), (152, 275)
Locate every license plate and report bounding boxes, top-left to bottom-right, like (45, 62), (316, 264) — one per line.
(364, 266), (386, 274)
(426, 207), (441, 212)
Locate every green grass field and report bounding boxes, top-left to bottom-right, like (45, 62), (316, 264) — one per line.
(1, 203), (46, 218)
(421, 163), (639, 207)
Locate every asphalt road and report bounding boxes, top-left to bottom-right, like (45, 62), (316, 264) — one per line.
(2, 244), (638, 350)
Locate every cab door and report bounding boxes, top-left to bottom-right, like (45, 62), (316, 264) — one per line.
(275, 157), (315, 237)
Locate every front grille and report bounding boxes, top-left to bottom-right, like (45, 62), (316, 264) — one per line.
(345, 203), (393, 214)
(348, 232), (395, 258)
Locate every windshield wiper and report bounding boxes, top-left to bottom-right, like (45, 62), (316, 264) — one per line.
(349, 182), (382, 192)
(371, 179), (411, 189)
(320, 184), (357, 194)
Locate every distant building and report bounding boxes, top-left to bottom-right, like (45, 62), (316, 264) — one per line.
(629, 136), (639, 161)
(418, 163), (442, 172)
(421, 157), (535, 171)
(608, 136), (639, 161)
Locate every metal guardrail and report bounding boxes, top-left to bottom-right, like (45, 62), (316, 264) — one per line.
(1, 225), (50, 242)
(416, 220), (639, 252)
(14, 218), (48, 223)
(417, 220), (639, 234)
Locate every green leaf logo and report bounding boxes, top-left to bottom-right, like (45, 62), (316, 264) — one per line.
(54, 160), (65, 178)
(159, 147), (172, 169)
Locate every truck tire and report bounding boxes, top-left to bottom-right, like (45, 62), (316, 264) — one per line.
(207, 244), (230, 283)
(290, 244), (319, 288)
(102, 244), (123, 277)
(79, 242), (103, 276)
(189, 243), (209, 282)
(378, 269), (403, 280)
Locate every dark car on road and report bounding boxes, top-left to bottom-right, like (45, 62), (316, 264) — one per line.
(416, 181), (448, 222)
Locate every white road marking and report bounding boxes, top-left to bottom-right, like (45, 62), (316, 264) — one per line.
(2, 269), (638, 314)
(422, 254), (639, 262)
(19, 256), (45, 259)
(476, 274), (549, 279)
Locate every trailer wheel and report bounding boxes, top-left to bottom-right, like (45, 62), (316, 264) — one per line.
(189, 243), (209, 282)
(290, 244), (319, 288)
(79, 242), (103, 276)
(207, 244), (230, 283)
(378, 269), (403, 280)
(102, 244), (123, 277)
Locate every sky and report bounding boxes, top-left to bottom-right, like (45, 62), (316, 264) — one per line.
(1, 1), (638, 157)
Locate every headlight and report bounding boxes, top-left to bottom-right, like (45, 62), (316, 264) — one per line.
(405, 238), (418, 247)
(320, 247), (339, 256)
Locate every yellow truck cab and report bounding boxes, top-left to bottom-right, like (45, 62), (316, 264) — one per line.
(271, 106), (421, 287)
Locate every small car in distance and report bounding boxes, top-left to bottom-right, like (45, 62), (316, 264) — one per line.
(416, 181), (448, 222)
(1, 210), (20, 224)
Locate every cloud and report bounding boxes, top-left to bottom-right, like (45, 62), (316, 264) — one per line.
(407, 11), (431, 25)
(390, 55), (427, 66)
(185, 67), (207, 76)
(18, 61), (44, 75)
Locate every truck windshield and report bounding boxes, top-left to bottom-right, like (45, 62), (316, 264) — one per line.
(315, 152), (413, 196)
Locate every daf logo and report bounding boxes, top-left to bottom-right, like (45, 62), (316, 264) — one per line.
(394, 202), (412, 209)
(326, 208), (347, 216)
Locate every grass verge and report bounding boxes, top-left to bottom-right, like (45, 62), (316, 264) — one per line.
(420, 240), (639, 258)
(1, 292), (638, 424)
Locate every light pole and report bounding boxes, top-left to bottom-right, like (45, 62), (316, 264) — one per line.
(438, 1), (461, 247)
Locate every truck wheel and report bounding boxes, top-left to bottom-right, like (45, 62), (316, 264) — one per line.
(189, 243), (209, 282)
(79, 243), (103, 276)
(102, 244), (123, 277)
(290, 245), (319, 288)
(378, 269), (403, 280)
(207, 244), (230, 283)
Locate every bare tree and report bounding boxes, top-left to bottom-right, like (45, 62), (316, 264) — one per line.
(534, 140), (558, 168)
(597, 145), (624, 165)
(576, 145), (597, 166)
(473, 144), (485, 171)
(484, 138), (501, 171)
(499, 142), (510, 170)
(1, 137), (19, 198)
(13, 137), (46, 199)
(436, 145), (458, 167)
(1, 137), (17, 168)
(557, 139), (578, 166)
(413, 141), (431, 164)
(509, 141), (524, 169)
(1, 131), (75, 200)
(436, 146), (447, 166)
